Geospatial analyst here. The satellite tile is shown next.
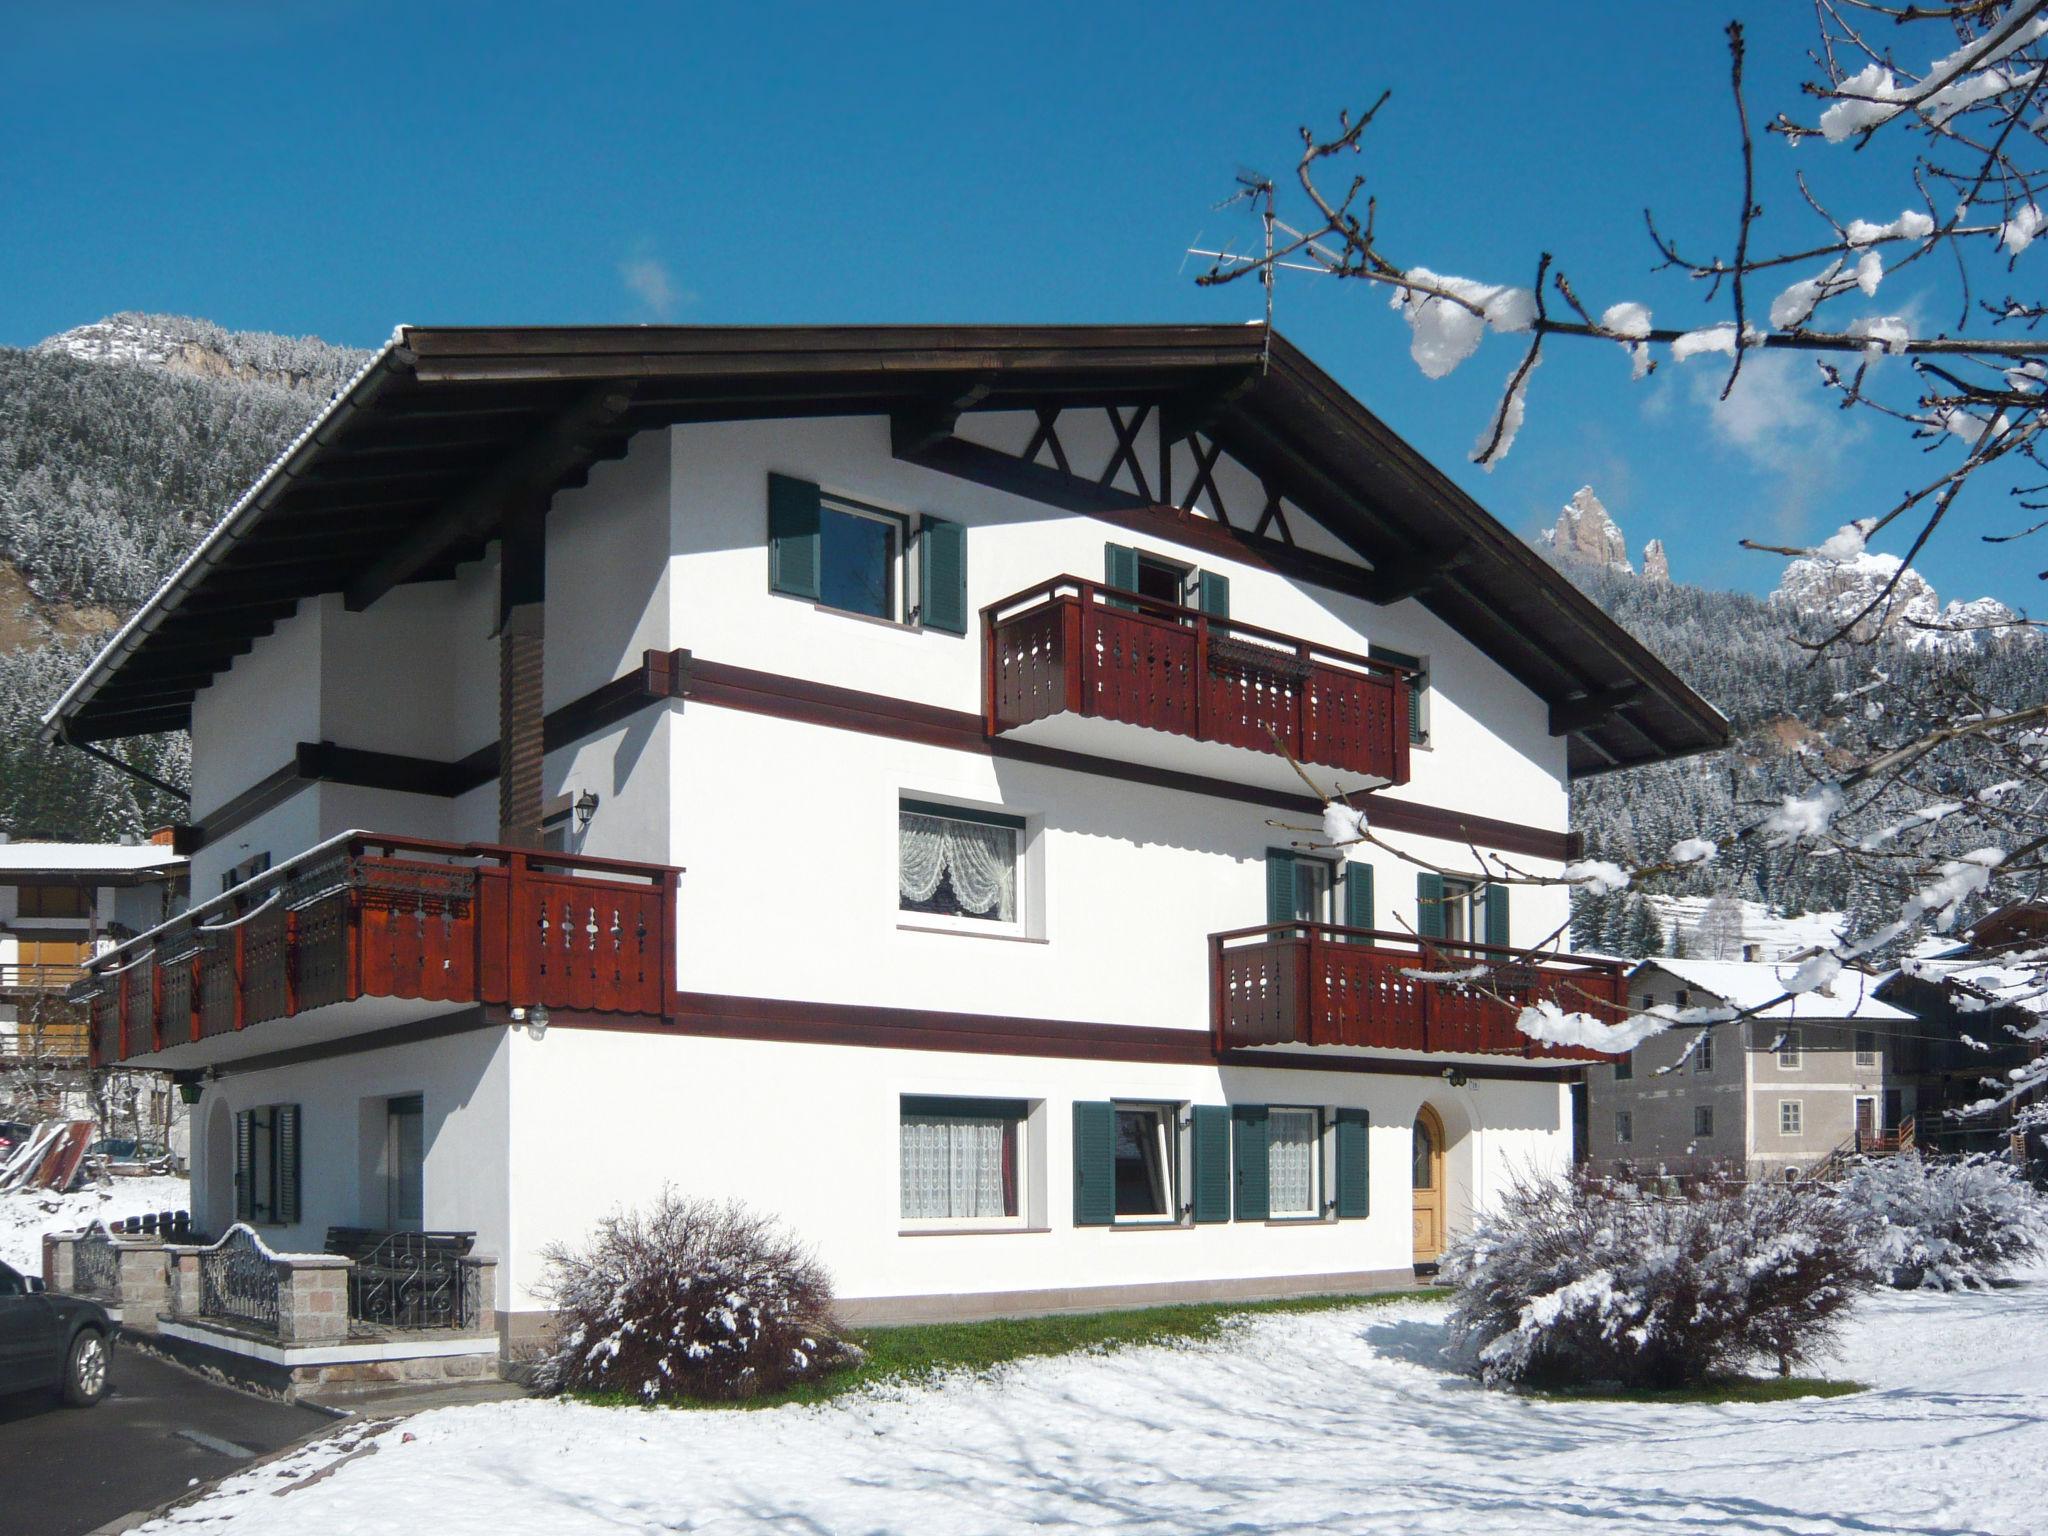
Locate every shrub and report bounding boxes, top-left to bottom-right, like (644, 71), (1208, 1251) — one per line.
(534, 1191), (849, 1403)
(1442, 1167), (1872, 1390)
(1835, 1153), (2044, 1291)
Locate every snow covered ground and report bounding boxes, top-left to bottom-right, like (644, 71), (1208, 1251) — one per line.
(0, 1175), (190, 1272)
(140, 1273), (2048, 1535)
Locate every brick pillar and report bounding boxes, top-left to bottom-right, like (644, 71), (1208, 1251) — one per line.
(165, 1248), (202, 1319)
(275, 1255), (352, 1345)
(41, 1232), (77, 1293)
(116, 1241), (170, 1327)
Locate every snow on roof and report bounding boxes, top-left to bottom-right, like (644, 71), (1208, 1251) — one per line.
(1639, 895), (1848, 963)
(1632, 956), (1913, 1021)
(0, 841), (186, 874)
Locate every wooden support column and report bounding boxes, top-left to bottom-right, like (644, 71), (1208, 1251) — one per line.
(498, 506), (547, 847)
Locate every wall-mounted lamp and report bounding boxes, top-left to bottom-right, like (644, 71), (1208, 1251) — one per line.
(509, 1005), (550, 1040)
(1441, 1067), (1470, 1088)
(573, 790), (600, 831)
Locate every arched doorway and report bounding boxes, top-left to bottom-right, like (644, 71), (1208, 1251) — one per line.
(1412, 1105), (1446, 1267)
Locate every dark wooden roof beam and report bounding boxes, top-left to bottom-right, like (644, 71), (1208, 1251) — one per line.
(1549, 684), (1648, 738)
(344, 384), (635, 612)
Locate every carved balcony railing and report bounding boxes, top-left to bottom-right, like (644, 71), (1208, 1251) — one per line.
(983, 578), (1412, 785)
(1211, 923), (1626, 1060)
(75, 832), (680, 1066)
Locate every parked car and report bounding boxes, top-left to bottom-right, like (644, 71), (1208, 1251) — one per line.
(0, 1260), (115, 1406)
(0, 1121), (32, 1156)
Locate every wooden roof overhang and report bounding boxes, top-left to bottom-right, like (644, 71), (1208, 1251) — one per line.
(41, 324), (1728, 777)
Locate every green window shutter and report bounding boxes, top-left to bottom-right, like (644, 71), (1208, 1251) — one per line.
(233, 1111), (253, 1224)
(1416, 872), (1446, 940)
(1484, 884), (1511, 948)
(1343, 863), (1374, 936)
(919, 516), (968, 635)
(1333, 1108), (1371, 1219)
(1072, 1101), (1115, 1226)
(1196, 570), (1230, 620)
(1104, 543), (1139, 611)
(767, 473), (821, 599)
(1266, 849), (1298, 925)
(275, 1104), (302, 1225)
(1190, 1105), (1232, 1223)
(1232, 1104), (1270, 1221)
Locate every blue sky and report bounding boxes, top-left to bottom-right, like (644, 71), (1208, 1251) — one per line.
(4, 2), (2034, 610)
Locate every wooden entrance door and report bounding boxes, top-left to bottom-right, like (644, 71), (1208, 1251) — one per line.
(1854, 1096), (1877, 1145)
(1412, 1106), (1446, 1264)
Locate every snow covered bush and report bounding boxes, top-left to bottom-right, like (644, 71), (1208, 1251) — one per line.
(534, 1190), (849, 1403)
(1836, 1154), (2044, 1291)
(1442, 1168), (1872, 1390)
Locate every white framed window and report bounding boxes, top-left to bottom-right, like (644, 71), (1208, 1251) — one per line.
(1438, 876), (1483, 946)
(1777, 1027), (1803, 1071)
(1693, 1105), (1714, 1139)
(1266, 1107), (1322, 1219)
(1855, 1030), (1879, 1069)
(1779, 1099), (1804, 1136)
(899, 1095), (1028, 1228)
(817, 492), (912, 623)
(1615, 1110), (1633, 1145)
(899, 799), (1023, 932)
(1695, 1032), (1715, 1073)
(1112, 1102), (1180, 1223)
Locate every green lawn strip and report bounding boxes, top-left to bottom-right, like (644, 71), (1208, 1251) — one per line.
(572, 1287), (1448, 1411)
(1532, 1376), (1866, 1405)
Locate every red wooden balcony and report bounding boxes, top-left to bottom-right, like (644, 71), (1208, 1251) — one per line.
(983, 578), (1411, 787)
(76, 833), (679, 1066)
(1211, 923), (1625, 1060)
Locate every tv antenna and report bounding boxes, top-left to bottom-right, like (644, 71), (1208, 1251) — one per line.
(1187, 169), (1329, 371)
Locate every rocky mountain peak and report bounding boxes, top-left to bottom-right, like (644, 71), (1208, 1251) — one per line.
(34, 312), (365, 398)
(1772, 551), (2032, 652)
(1642, 538), (1670, 582)
(1541, 486), (1633, 573)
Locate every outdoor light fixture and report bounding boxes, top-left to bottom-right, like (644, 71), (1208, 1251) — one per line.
(1441, 1067), (1470, 1088)
(573, 789), (600, 830)
(526, 1004), (551, 1041)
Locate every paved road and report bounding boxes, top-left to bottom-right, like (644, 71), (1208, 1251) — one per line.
(0, 1341), (333, 1536)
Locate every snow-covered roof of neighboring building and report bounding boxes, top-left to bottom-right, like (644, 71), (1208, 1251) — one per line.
(1632, 956), (1913, 1021)
(0, 841), (186, 878)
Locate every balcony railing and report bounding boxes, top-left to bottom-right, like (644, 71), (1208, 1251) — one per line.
(0, 962), (88, 994)
(983, 578), (1412, 785)
(1211, 923), (1626, 1060)
(76, 832), (680, 1066)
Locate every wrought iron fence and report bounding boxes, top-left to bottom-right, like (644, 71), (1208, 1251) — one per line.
(72, 1224), (121, 1299)
(345, 1231), (480, 1332)
(198, 1226), (280, 1332)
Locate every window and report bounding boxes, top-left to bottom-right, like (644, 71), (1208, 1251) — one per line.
(815, 494), (909, 621)
(1855, 1030), (1879, 1069)
(383, 1095), (424, 1231)
(1370, 646), (1429, 745)
(1266, 1107), (1321, 1219)
(18, 884), (89, 919)
(1134, 551), (1193, 608)
(1693, 1105), (1714, 1138)
(1113, 1104), (1178, 1221)
(1695, 1032), (1715, 1073)
(1613, 1053), (1634, 1082)
(1777, 1027), (1803, 1071)
(1677, 989), (1692, 1007)
(900, 1096), (1025, 1225)
(234, 1104), (300, 1226)
(221, 853), (271, 895)
(1779, 1099), (1804, 1136)
(1103, 544), (1228, 621)
(899, 800), (1022, 929)
(1615, 1110), (1633, 1145)
(1433, 877), (1483, 946)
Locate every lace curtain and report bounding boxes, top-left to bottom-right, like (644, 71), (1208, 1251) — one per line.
(899, 812), (1017, 921)
(1269, 1109), (1317, 1216)
(901, 1115), (1014, 1219)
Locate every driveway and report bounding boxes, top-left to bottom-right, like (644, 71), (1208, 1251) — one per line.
(0, 1341), (333, 1536)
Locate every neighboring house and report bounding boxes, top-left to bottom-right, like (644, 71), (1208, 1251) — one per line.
(44, 324), (1724, 1356)
(1878, 906), (2048, 1169)
(0, 835), (187, 1082)
(1585, 957), (1915, 1177)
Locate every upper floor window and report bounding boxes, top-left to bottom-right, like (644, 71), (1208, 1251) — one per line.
(1419, 873), (1505, 949)
(767, 473), (966, 633)
(1613, 1052), (1633, 1082)
(1776, 1027), (1803, 1071)
(1695, 1032), (1715, 1073)
(1369, 645), (1429, 746)
(899, 800), (1021, 929)
(1104, 543), (1230, 620)
(1854, 1030), (1879, 1068)
(221, 853), (271, 896)
(1615, 1110), (1633, 1144)
(17, 884), (90, 919)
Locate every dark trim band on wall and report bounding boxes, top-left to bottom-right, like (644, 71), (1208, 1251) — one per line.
(675, 652), (1579, 862)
